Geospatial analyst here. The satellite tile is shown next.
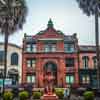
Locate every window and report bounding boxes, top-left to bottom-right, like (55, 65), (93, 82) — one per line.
(93, 56), (97, 69)
(26, 43), (37, 52)
(0, 69), (4, 78)
(26, 59), (36, 68)
(66, 75), (74, 84)
(64, 43), (75, 53)
(11, 53), (18, 65)
(44, 44), (49, 52)
(27, 75), (35, 83)
(51, 45), (56, 52)
(82, 56), (89, 69)
(44, 43), (56, 52)
(32, 44), (37, 52)
(65, 58), (74, 67)
(0, 51), (4, 65)
(91, 75), (97, 87)
(26, 44), (31, 52)
(82, 75), (90, 84)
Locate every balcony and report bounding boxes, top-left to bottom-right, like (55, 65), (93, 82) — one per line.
(26, 67), (35, 73)
(24, 49), (77, 53)
(80, 66), (97, 70)
(65, 67), (76, 73)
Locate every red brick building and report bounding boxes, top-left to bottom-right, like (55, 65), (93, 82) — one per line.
(78, 45), (97, 88)
(22, 19), (79, 88)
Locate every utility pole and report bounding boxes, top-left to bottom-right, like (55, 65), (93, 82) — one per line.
(95, 6), (100, 89)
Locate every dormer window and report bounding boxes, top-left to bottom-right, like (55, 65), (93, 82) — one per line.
(64, 43), (75, 53)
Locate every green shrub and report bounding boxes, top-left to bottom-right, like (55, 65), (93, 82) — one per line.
(83, 91), (94, 100)
(3, 91), (13, 100)
(33, 91), (42, 99)
(55, 88), (64, 99)
(19, 91), (29, 100)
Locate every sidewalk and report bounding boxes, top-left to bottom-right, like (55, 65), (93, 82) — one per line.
(64, 94), (100, 100)
(95, 97), (100, 100)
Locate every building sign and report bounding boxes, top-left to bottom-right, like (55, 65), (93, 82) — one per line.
(0, 79), (12, 86)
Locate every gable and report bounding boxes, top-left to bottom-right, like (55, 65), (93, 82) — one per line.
(35, 19), (64, 39)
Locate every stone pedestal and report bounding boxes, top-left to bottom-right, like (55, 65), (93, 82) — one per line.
(41, 94), (58, 100)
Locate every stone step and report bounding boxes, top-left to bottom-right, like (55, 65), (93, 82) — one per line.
(41, 94), (58, 100)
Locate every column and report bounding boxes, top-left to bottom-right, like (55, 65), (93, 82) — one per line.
(75, 58), (79, 86)
(22, 56), (26, 83)
(36, 58), (44, 88)
(58, 58), (65, 87)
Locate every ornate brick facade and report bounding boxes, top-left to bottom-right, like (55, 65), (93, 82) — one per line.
(22, 19), (79, 88)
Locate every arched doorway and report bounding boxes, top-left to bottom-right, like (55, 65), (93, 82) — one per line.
(8, 69), (19, 85)
(43, 62), (57, 87)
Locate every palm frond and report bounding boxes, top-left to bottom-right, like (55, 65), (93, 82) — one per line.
(0, 0), (27, 35)
(76, 0), (100, 16)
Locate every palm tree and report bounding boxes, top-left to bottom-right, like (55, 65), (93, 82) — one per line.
(0, 0), (27, 94)
(76, 0), (100, 88)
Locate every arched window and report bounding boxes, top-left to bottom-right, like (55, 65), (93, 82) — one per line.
(0, 51), (4, 65)
(11, 53), (18, 65)
(82, 56), (89, 69)
(92, 56), (97, 69)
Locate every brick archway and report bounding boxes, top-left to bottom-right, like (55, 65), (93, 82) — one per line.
(42, 59), (58, 67)
(43, 60), (58, 87)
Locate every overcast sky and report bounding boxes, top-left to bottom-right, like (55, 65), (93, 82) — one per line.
(0, 0), (100, 46)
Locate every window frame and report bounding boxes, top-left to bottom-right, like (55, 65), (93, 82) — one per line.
(26, 43), (37, 52)
(82, 75), (90, 84)
(11, 53), (19, 65)
(65, 58), (75, 67)
(26, 75), (36, 83)
(66, 74), (74, 84)
(82, 56), (89, 69)
(92, 56), (97, 69)
(0, 51), (5, 65)
(64, 43), (75, 53)
(44, 43), (56, 52)
(26, 58), (36, 68)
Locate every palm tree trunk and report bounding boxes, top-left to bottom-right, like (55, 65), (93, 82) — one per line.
(95, 9), (100, 89)
(2, 27), (9, 95)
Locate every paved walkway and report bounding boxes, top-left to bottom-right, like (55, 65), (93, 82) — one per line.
(95, 97), (100, 100)
(69, 95), (84, 100)
(64, 95), (100, 100)
(69, 95), (100, 100)
(0, 95), (100, 100)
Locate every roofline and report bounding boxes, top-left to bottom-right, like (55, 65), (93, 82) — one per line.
(0, 42), (22, 49)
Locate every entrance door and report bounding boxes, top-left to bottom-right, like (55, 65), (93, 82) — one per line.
(44, 62), (57, 87)
(8, 69), (19, 85)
